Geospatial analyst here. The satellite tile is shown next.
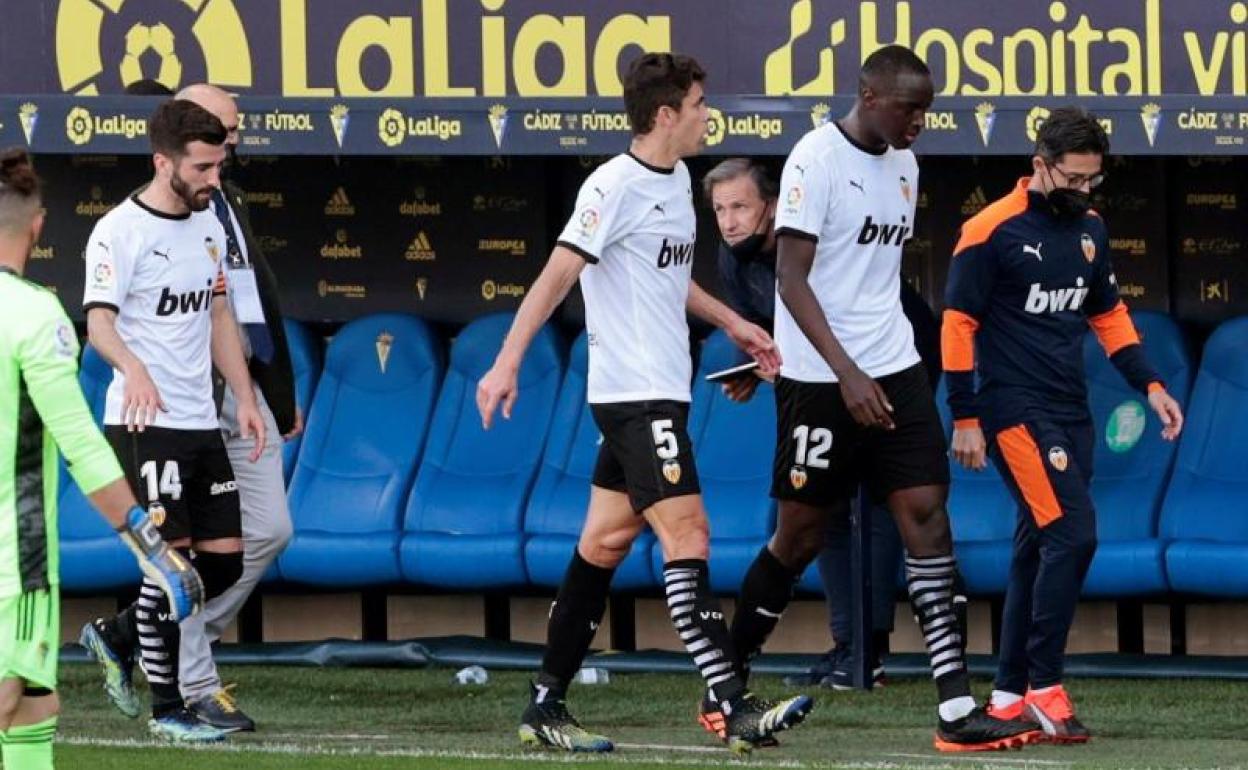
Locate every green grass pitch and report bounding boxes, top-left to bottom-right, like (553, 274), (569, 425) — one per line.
(52, 663), (1248, 769)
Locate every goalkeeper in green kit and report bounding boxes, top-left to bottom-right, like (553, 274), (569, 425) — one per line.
(0, 147), (204, 770)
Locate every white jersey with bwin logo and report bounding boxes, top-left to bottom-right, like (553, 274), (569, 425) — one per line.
(82, 196), (228, 430)
(557, 153), (697, 404)
(773, 122), (921, 383)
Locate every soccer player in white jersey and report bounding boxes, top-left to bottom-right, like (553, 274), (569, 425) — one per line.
(718, 46), (1041, 752)
(77, 100), (265, 743)
(477, 53), (812, 755)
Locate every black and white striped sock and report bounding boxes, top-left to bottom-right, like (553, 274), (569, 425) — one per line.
(134, 577), (182, 716)
(664, 559), (745, 705)
(906, 553), (974, 719)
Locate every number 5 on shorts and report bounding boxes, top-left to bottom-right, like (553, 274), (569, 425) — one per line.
(651, 419), (678, 460)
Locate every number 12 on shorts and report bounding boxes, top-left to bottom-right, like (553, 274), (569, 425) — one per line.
(790, 425), (831, 491)
(793, 425), (832, 468)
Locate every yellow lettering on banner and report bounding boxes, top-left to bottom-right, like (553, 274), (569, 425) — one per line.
(1049, 2), (1068, 94)
(513, 15), (586, 96)
(1239, 35), (1248, 95)
(593, 15), (669, 96)
(860, 1), (911, 60)
(1103, 28), (1144, 94)
(764, 0), (846, 95)
(1235, 2), (1248, 94)
(1186, 29), (1230, 95)
(962, 30), (1003, 95)
(798, 0), (1168, 97)
(280, 0), (332, 96)
(424, 0), (474, 96)
(915, 28), (959, 95)
(1185, 3), (1248, 95)
(1004, 29), (1047, 95)
(481, 0), (507, 95)
(1147, 0), (1162, 93)
(337, 16), (413, 96)
(196, 0), (252, 87)
(1066, 14), (1105, 94)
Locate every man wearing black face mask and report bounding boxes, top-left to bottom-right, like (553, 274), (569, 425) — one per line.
(943, 106), (1184, 742)
(703, 158), (779, 403)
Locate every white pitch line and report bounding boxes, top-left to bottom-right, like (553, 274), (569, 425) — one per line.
(59, 736), (801, 767)
(885, 753), (1073, 767)
(263, 733), (394, 740)
(615, 741), (736, 754)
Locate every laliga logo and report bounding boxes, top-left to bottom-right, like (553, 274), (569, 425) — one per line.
(374, 107), (404, 147)
(122, 24), (181, 86)
(54, 0), (251, 94)
(705, 107), (726, 147)
(1025, 106), (1051, 143)
(66, 106), (93, 145)
(66, 105), (147, 145)
(379, 108), (407, 147)
(378, 107), (462, 147)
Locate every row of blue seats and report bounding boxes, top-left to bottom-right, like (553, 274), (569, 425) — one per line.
(56, 311), (1248, 599)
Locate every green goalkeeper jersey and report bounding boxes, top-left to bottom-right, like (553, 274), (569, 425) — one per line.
(0, 267), (123, 598)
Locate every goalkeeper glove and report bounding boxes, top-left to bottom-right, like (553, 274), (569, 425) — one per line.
(115, 506), (205, 622)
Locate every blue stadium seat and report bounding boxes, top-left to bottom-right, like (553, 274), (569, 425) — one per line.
(1161, 316), (1248, 597)
(59, 344), (140, 593)
(936, 379), (1015, 595)
(524, 332), (655, 591)
(401, 313), (563, 589)
(280, 319), (324, 486)
(651, 331), (776, 593)
(1082, 311), (1192, 596)
(279, 314), (442, 587)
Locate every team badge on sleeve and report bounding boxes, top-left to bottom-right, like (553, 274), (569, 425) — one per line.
(783, 184), (804, 216)
(576, 207), (601, 240)
(91, 260), (113, 290)
(53, 322), (77, 359)
(1080, 233), (1096, 262)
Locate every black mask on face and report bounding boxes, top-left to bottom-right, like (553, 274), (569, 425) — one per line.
(221, 143), (237, 178)
(722, 204), (774, 261)
(1043, 165), (1092, 219)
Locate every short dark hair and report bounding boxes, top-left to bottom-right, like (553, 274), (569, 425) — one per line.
(859, 45), (931, 92)
(1035, 106), (1110, 160)
(125, 79), (175, 96)
(0, 148), (41, 233)
(702, 158), (778, 204)
(622, 52), (706, 135)
(148, 99), (226, 159)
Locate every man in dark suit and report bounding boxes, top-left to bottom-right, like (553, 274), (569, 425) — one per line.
(173, 84), (300, 732)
